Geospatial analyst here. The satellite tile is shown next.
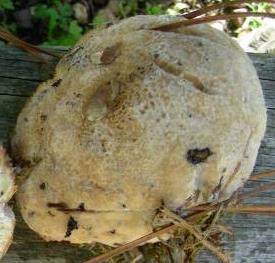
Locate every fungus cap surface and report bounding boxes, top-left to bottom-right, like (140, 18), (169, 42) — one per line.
(12, 15), (266, 246)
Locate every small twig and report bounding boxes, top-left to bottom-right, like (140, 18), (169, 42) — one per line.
(161, 207), (231, 263)
(183, 0), (275, 19)
(153, 12), (275, 31)
(209, 203), (224, 228)
(186, 204), (275, 215)
(83, 210), (206, 263)
(84, 224), (176, 263)
(0, 28), (61, 60)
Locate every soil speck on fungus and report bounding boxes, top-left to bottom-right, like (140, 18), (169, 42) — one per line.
(39, 182), (46, 190)
(52, 79), (62, 88)
(187, 148), (212, 165)
(65, 216), (78, 238)
(78, 203), (85, 211)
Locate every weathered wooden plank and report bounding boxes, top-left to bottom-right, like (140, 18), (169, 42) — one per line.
(0, 76), (39, 97)
(0, 42), (275, 263)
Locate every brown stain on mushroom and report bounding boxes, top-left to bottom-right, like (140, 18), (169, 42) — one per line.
(52, 79), (62, 88)
(47, 202), (68, 210)
(153, 56), (212, 94)
(187, 148), (212, 165)
(100, 43), (122, 65)
(39, 182), (46, 190)
(65, 216), (78, 238)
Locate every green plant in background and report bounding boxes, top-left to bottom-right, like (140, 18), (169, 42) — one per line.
(118, 0), (138, 18)
(246, 2), (272, 29)
(0, 0), (17, 33)
(0, 0), (14, 11)
(32, 0), (82, 46)
(92, 14), (109, 28)
(144, 2), (165, 15)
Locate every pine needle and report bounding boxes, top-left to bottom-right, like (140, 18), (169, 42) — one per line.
(83, 210), (207, 263)
(183, 0), (275, 19)
(153, 12), (275, 31)
(161, 207), (231, 263)
(186, 204), (275, 215)
(0, 28), (61, 60)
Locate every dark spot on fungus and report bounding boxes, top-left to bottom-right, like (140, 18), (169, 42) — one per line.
(122, 204), (127, 208)
(78, 203), (85, 211)
(187, 148), (212, 165)
(52, 79), (62, 88)
(222, 168), (227, 173)
(65, 216), (78, 238)
(0, 191), (3, 196)
(39, 182), (46, 190)
(47, 202), (68, 210)
(198, 42), (203, 47)
(153, 53), (159, 59)
(28, 211), (35, 217)
(100, 43), (121, 65)
(40, 115), (47, 121)
(110, 229), (116, 234)
(24, 117), (28, 122)
(188, 114), (192, 118)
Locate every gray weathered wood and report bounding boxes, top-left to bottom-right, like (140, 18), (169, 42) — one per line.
(1, 42), (275, 263)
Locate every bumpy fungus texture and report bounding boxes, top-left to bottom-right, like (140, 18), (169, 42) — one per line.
(12, 15), (266, 246)
(0, 147), (15, 259)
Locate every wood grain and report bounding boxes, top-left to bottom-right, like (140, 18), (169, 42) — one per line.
(1, 42), (275, 263)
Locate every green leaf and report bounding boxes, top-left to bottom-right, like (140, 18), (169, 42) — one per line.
(248, 18), (262, 29)
(69, 20), (82, 41)
(32, 4), (50, 18)
(0, 0), (14, 10)
(47, 8), (58, 38)
(56, 1), (73, 17)
(92, 14), (107, 27)
(145, 3), (164, 15)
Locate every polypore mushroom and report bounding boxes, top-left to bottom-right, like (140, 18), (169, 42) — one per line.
(0, 147), (15, 259)
(12, 15), (266, 246)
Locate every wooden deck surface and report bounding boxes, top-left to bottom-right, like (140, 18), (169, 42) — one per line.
(1, 42), (275, 263)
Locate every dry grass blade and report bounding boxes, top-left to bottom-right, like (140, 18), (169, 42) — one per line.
(0, 28), (61, 60)
(84, 224), (176, 263)
(83, 210), (207, 263)
(184, 0), (275, 19)
(186, 205), (275, 214)
(84, 172), (275, 263)
(153, 12), (275, 31)
(161, 207), (231, 263)
(249, 169), (275, 181)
